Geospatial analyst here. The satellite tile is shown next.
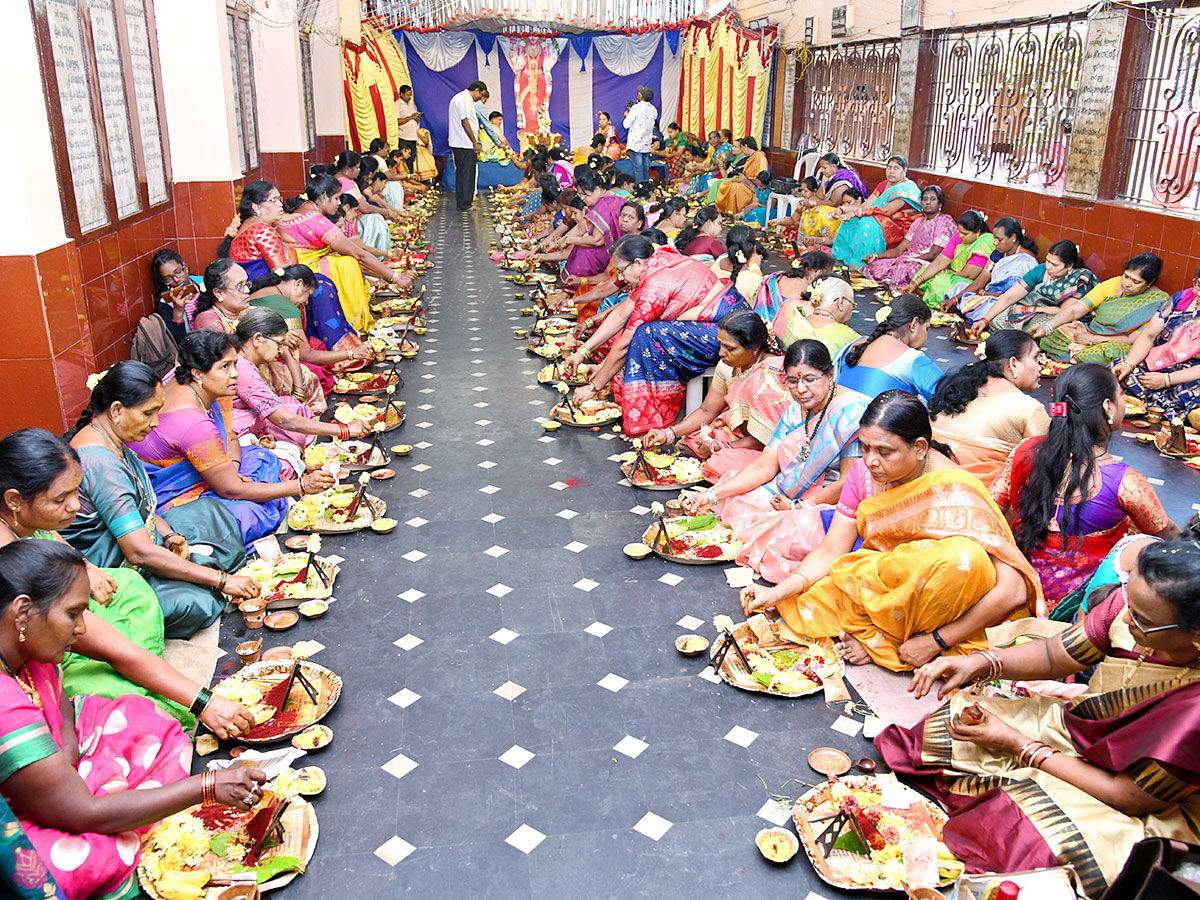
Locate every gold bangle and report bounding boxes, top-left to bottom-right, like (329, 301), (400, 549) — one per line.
(1165, 372), (1171, 387)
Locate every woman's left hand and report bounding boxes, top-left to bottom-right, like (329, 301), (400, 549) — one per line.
(1138, 372), (1169, 390)
(769, 493), (793, 511)
(947, 705), (1025, 754)
(898, 633), (942, 668)
(164, 532), (190, 559)
(573, 384), (597, 404)
(86, 563), (118, 607)
(255, 434), (276, 450)
(202, 695), (256, 740)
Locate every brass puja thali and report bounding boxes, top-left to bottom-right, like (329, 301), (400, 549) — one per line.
(708, 615), (841, 698)
(550, 400), (621, 427)
(641, 514), (740, 564)
(618, 447), (706, 490)
(331, 372), (399, 395)
(211, 659), (342, 744)
(287, 486), (386, 533)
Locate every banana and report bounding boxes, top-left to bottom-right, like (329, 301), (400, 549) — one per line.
(155, 870), (210, 900)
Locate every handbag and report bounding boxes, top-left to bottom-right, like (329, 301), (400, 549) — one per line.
(1100, 838), (1200, 900)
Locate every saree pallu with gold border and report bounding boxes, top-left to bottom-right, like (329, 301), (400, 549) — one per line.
(877, 592), (1200, 898)
(775, 469), (1042, 671)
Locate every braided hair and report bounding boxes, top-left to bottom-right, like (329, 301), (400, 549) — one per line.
(724, 223), (764, 290)
(843, 293), (931, 368)
(929, 330), (1037, 418)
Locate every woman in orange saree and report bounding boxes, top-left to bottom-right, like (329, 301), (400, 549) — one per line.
(715, 137), (768, 216)
(742, 391), (1041, 672)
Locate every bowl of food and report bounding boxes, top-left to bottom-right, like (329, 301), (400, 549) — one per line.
(675, 634), (709, 656)
(371, 517), (398, 534)
(264, 610), (299, 631)
(391, 444), (412, 456)
(370, 468), (395, 480)
(293, 765), (327, 796)
(623, 542), (651, 559)
(298, 599), (328, 619)
(284, 535), (310, 551)
(755, 827), (799, 863)
(291, 723), (333, 751)
(542, 421), (562, 432)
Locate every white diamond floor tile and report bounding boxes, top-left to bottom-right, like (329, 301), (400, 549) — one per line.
(411, 463), (431, 473)
(409, 489), (429, 499)
(478, 460), (497, 469)
(724, 725), (759, 748)
(374, 835), (416, 865)
(472, 386), (488, 392)
(474, 401), (490, 408)
(697, 665), (721, 683)
(381, 753), (419, 780)
(476, 438), (495, 447)
(479, 484), (501, 494)
(676, 615), (704, 630)
(405, 517), (429, 528)
(487, 583), (513, 598)
(563, 541), (588, 553)
(629, 505), (650, 515)
(538, 436), (557, 443)
(388, 688), (421, 709)
(482, 512), (505, 524)
(632, 812), (673, 841)
(505, 824), (546, 854)
(489, 627), (520, 645)
(549, 481), (568, 491)
(393, 633), (423, 651)
(493, 680), (526, 701)
(498, 744), (535, 769)
(475, 419), (493, 426)
(402, 550), (427, 562)
(414, 441), (432, 449)
(543, 457), (562, 466)
(484, 545), (509, 558)
(399, 588), (425, 603)
(756, 799), (792, 826)
(613, 735), (648, 758)
(573, 578), (599, 592)
(415, 421), (434, 429)
(584, 621), (612, 638)
(597, 673), (629, 692)
(658, 573), (684, 586)
(555, 509), (578, 519)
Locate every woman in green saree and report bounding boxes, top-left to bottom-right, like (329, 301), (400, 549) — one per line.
(62, 362), (259, 639)
(908, 211), (995, 309)
(978, 239), (1097, 335)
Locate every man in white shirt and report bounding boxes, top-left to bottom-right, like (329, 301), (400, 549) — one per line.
(448, 80), (486, 210)
(623, 86), (658, 185)
(395, 84), (421, 172)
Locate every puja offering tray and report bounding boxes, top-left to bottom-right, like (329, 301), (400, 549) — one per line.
(708, 614), (840, 697)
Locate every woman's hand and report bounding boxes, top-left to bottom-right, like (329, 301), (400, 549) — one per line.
(770, 493), (794, 511)
(349, 344), (373, 362)
(908, 654), (987, 700)
(213, 767), (268, 810)
(562, 272), (581, 288)
(573, 384), (597, 404)
(947, 705), (1025, 754)
(284, 332), (304, 354)
(681, 491), (710, 515)
(643, 428), (670, 449)
(163, 532), (189, 558)
(86, 564), (118, 607)
(1029, 324), (1048, 340)
(1112, 362), (1133, 382)
(898, 633), (942, 669)
(221, 574), (260, 601)
(300, 470), (335, 495)
(740, 584), (782, 615)
(201, 695), (255, 740)
(1138, 371), (1169, 390)
(348, 419), (372, 439)
(255, 434), (276, 450)
(863, 253), (878, 264)
(561, 352), (585, 378)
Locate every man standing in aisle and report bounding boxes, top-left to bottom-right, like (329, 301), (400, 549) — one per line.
(395, 84), (421, 172)
(448, 80), (487, 210)
(623, 86), (657, 184)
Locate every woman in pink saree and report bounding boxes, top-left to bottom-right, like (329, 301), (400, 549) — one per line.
(681, 339), (869, 583)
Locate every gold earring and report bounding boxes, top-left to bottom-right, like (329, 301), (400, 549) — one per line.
(17, 625), (25, 643)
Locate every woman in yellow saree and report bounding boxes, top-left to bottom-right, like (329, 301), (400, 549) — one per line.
(715, 136), (768, 216)
(277, 173), (407, 333)
(742, 390), (1041, 672)
(412, 128), (440, 182)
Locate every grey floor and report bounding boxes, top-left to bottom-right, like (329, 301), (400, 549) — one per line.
(202, 196), (1200, 899)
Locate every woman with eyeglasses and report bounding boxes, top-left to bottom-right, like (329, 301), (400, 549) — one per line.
(643, 309), (788, 475)
(992, 364), (1178, 619)
(880, 539), (1200, 900)
(740, 390), (1041, 671)
(192, 259), (253, 335)
(681, 339), (869, 583)
(128, 331), (335, 548)
(151, 249), (205, 344)
(778, 275), (861, 355)
(230, 308), (372, 477)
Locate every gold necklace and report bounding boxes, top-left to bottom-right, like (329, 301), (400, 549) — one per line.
(187, 385), (211, 414)
(0, 653), (41, 710)
(88, 421), (125, 457)
(1120, 644), (1200, 689)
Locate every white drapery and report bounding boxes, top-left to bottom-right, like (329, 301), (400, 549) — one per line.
(659, 37), (682, 129)
(404, 31), (475, 71)
(591, 33), (663, 77)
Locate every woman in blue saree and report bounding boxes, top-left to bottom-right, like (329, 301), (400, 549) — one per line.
(831, 155), (922, 268)
(128, 332), (335, 549)
(834, 293), (944, 401)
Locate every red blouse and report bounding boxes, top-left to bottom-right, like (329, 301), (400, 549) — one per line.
(228, 222), (298, 271)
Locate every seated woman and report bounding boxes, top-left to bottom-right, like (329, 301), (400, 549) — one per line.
(223, 181), (374, 380)
(643, 309), (788, 476)
(598, 111), (623, 161)
(813, 152), (868, 211)
(1033, 252), (1170, 364)
(780, 275), (861, 354)
(909, 211), (995, 309)
(231, 308), (372, 476)
(528, 190), (586, 267)
(993, 364), (1178, 618)
(191, 258), (250, 336)
(978, 239), (1097, 335)
(742, 390), (1041, 671)
(683, 339), (870, 583)
(764, 250), (835, 338)
(563, 235), (748, 435)
(572, 227), (670, 337)
(61, 365), (258, 640)
(714, 137), (768, 215)
(675, 207), (726, 260)
(945, 217), (1040, 324)
(863, 185), (956, 288)
(151, 249), (203, 344)
(129, 331), (335, 549)
(568, 204), (654, 319)
(1112, 264), (1200, 426)
(559, 168), (624, 281)
(881, 539), (1200, 899)
(0, 539), (266, 900)
(733, 172), (774, 227)
(330, 151), (399, 253)
(647, 197), (688, 238)
(278, 173), (409, 333)
(830, 155), (922, 268)
(930, 330), (1049, 488)
(835, 294), (944, 402)
(709, 225), (765, 303)
(773, 177), (841, 249)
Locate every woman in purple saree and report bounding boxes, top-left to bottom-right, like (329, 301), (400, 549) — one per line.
(879, 540), (1200, 898)
(561, 168), (625, 280)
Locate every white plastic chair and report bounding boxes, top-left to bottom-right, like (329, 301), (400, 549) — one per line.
(766, 150), (820, 224)
(684, 366), (717, 414)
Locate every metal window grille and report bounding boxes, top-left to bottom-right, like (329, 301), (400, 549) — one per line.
(1118, 3), (1200, 216)
(923, 15), (1085, 193)
(795, 39), (901, 163)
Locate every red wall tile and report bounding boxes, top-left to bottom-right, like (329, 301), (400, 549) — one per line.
(0, 358), (66, 434)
